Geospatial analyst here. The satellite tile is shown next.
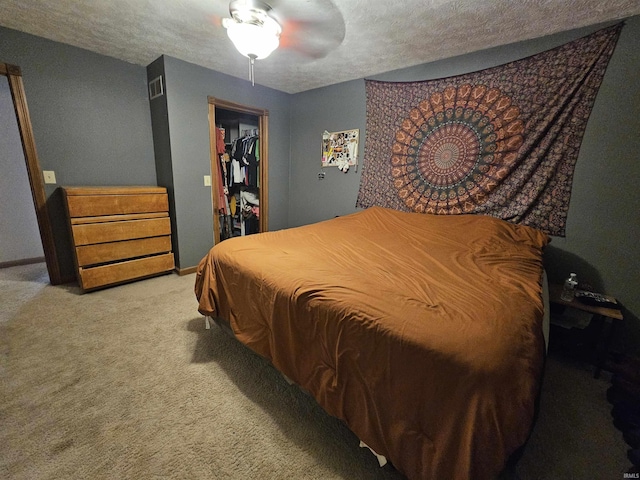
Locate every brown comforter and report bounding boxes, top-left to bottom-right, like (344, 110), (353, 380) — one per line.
(195, 206), (549, 479)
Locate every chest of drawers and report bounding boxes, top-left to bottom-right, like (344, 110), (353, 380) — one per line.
(62, 186), (174, 291)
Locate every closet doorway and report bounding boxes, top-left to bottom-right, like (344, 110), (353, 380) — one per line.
(208, 97), (269, 244)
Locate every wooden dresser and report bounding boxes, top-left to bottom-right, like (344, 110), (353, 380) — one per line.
(62, 186), (175, 291)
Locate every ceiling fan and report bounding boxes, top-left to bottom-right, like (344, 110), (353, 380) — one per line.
(219, 0), (345, 85)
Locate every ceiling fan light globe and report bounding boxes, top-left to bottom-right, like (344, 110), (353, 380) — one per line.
(223, 4), (281, 61)
(226, 22), (280, 59)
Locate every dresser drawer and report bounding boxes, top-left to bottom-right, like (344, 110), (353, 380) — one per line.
(75, 236), (172, 267)
(79, 253), (174, 291)
(66, 193), (169, 218)
(71, 217), (171, 246)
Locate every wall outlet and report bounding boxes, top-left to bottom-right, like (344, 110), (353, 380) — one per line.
(43, 170), (57, 184)
(203, 175), (211, 187)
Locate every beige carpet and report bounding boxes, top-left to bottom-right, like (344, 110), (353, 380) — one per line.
(0, 263), (631, 479)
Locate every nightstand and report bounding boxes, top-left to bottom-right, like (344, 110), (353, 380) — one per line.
(548, 284), (623, 378)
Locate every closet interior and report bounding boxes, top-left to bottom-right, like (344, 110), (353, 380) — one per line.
(213, 107), (261, 242)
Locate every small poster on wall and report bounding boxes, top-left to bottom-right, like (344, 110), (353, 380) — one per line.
(322, 129), (359, 172)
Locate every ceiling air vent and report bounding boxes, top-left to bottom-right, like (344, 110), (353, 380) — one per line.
(148, 75), (164, 100)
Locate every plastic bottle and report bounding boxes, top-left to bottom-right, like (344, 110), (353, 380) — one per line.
(560, 273), (578, 301)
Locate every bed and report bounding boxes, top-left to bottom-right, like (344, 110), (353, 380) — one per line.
(194, 206), (549, 480)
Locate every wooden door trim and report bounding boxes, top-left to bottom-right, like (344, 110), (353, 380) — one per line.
(207, 96), (269, 244)
(2, 62), (62, 284)
(209, 97), (268, 117)
(258, 113), (268, 234)
(207, 104), (222, 244)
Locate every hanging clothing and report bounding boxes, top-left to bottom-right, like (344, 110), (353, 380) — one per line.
(244, 136), (259, 188)
(216, 154), (228, 215)
(231, 158), (243, 185)
(216, 128), (226, 155)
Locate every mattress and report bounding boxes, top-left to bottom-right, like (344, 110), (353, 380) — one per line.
(195, 206), (549, 479)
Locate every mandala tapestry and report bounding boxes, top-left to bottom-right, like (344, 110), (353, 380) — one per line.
(356, 24), (623, 236)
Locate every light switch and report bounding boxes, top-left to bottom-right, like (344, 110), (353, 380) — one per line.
(43, 170), (57, 184)
(203, 175), (211, 187)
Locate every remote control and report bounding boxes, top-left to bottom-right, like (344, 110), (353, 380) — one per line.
(574, 290), (620, 309)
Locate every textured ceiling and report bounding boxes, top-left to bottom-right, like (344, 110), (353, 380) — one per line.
(0, 0), (638, 94)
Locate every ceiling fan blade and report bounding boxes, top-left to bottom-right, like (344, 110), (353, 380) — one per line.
(268, 0), (345, 59)
(279, 19), (344, 59)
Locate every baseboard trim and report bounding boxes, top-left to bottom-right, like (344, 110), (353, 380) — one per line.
(0, 256), (46, 269)
(176, 266), (197, 276)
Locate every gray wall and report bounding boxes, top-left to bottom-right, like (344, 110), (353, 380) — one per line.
(0, 27), (157, 281)
(153, 55), (291, 269)
(0, 76), (44, 263)
(289, 80), (366, 226)
(289, 17), (640, 349)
